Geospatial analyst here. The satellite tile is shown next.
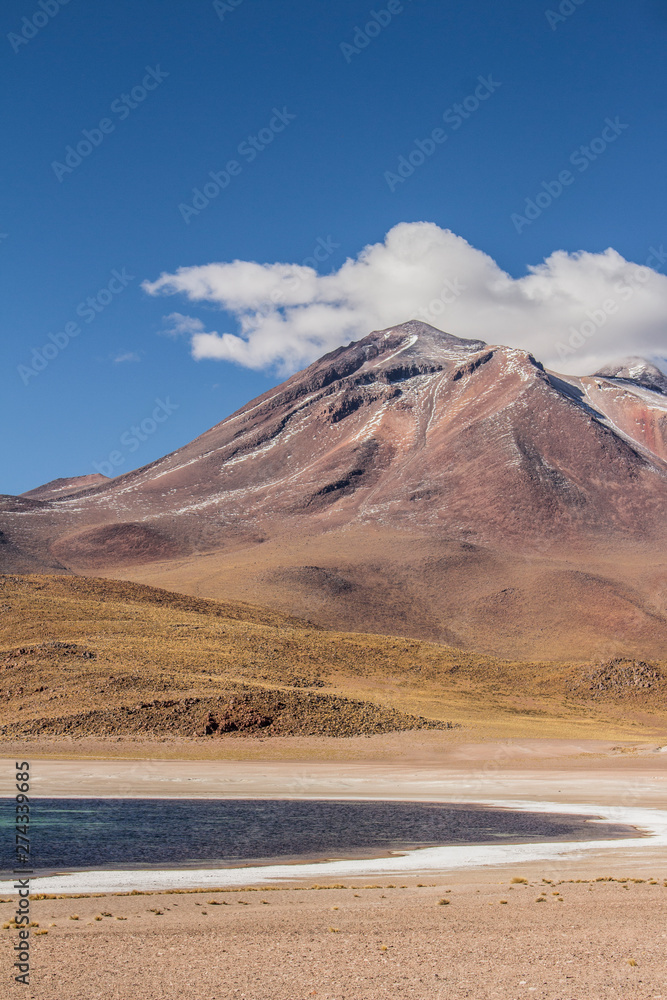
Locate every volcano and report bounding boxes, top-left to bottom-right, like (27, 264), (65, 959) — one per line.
(2, 321), (666, 659)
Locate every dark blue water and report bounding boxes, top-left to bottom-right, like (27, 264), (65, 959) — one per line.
(0, 798), (636, 876)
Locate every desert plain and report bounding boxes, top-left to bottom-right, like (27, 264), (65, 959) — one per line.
(2, 737), (667, 999)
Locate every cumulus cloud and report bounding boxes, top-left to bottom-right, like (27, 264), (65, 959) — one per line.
(143, 222), (667, 375)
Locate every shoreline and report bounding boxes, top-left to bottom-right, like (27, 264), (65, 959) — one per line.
(3, 736), (667, 806)
(0, 799), (643, 883)
(3, 798), (666, 895)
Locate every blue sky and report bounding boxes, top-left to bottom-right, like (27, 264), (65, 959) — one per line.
(3, 0), (666, 495)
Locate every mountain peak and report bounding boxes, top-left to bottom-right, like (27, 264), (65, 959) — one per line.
(593, 357), (667, 395)
(363, 319), (486, 357)
(2, 320), (666, 660)
(274, 320), (490, 404)
(20, 474), (111, 500)
(333, 319), (488, 382)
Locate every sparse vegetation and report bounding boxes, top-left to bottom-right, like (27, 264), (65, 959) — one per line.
(0, 575), (455, 738)
(0, 574), (665, 743)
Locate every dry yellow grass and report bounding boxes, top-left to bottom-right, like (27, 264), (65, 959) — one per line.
(1, 574), (665, 745)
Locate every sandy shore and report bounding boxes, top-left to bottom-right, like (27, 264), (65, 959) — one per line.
(2, 875), (666, 999)
(3, 735), (667, 806)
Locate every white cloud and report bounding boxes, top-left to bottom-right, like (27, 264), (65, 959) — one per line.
(143, 222), (667, 375)
(113, 352), (141, 364)
(159, 312), (206, 337)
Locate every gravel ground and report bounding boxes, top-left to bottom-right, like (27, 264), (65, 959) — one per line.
(2, 874), (666, 999)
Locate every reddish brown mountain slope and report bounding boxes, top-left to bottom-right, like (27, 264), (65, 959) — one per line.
(21, 474), (110, 501)
(2, 322), (666, 658)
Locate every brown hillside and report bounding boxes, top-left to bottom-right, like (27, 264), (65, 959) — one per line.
(1, 575), (665, 744)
